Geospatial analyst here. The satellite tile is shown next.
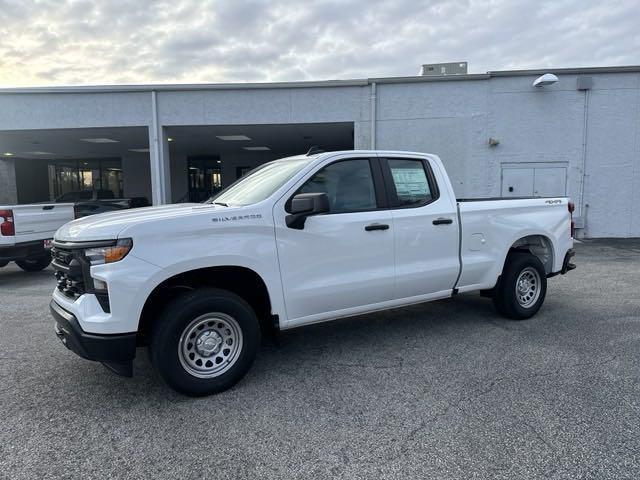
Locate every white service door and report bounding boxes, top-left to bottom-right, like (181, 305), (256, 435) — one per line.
(534, 167), (567, 196)
(501, 168), (534, 197)
(274, 158), (395, 322)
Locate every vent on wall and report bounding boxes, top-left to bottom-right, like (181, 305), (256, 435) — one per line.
(420, 62), (468, 76)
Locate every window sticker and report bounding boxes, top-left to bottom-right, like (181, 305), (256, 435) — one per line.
(391, 168), (429, 198)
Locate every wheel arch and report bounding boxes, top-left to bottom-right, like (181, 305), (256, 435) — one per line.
(502, 233), (555, 275)
(138, 265), (278, 343)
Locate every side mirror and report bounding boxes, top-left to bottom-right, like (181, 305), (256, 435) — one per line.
(286, 193), (330, 229)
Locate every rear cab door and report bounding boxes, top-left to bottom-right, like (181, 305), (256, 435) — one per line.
(273, 154), (395, 326)
(379, 153), (460, 300)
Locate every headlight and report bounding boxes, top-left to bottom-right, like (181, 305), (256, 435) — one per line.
(84, 238), (133, 265)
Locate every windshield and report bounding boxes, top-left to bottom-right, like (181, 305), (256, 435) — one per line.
(208, 158), (310, 206)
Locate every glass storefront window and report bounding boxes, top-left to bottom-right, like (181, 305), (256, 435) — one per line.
(49, 158), (123, 200)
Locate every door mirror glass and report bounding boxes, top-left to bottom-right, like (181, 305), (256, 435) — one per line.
(286, 193), (330, 229)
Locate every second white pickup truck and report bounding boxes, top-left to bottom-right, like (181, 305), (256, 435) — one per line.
(0, 203), (75, 271)
(49, 150), (575, 395)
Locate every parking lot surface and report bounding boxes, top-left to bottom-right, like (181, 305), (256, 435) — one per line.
(0, 239), (639, 479)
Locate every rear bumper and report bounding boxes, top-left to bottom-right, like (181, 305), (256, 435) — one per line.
(50, 299), (136, 376)
(0, 240), (49, 262)
(548, 248), (576, 278)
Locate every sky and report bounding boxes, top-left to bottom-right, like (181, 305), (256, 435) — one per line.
(0, 0), (639, 87)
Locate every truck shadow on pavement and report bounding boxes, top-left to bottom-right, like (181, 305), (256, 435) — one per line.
(52, 293), (512, 404)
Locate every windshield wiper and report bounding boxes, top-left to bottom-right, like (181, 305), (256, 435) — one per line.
(212, 202), (229, 207)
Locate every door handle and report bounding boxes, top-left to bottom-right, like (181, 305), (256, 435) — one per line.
(364, 223), (390, 231)
(432, 218), (453, 225)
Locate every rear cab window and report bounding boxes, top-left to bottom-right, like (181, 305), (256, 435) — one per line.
(382, 157), (440, 208)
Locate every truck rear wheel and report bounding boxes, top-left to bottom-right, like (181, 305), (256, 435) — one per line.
(15, 255), (51, 272)
(493, 252), (547, 320)
(149, 288), (261, 396)
(0, 260), (8, 268)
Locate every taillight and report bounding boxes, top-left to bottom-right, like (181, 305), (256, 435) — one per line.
(0, 209), (14, 236)
(568, 201), (575, 238)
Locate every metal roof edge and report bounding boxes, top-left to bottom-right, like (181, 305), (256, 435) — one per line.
(0, 79), (369, 94)
(0, 65), (638, 94)
(487, 65), (640, 77)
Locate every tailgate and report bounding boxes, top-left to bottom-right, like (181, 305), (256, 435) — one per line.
(13, 203), (75, 237)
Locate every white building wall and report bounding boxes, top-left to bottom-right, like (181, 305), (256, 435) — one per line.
(0, 71), (638, 237)
(582, 78), (640, 237)
(0, 92), (152, 130)
(156, 86), (369, 126)
(373, 73), (640, 238)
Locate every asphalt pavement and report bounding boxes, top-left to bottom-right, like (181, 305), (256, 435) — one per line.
(0, 239), (639, 479)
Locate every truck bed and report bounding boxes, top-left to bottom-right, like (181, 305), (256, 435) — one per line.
(0, 203), (75, 247)
(455, 196), (572, 292)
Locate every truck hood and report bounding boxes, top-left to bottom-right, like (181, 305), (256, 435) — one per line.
(55, 203), (224, 241)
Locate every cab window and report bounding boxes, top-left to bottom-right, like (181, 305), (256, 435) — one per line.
(387, 159), (436, 207)
(298, 159), (377, 213)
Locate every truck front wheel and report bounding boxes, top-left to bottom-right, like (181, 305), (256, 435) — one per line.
(15, 255), (51, 272)
(493, 252), (547, 320)
(149, 288), (261, 396)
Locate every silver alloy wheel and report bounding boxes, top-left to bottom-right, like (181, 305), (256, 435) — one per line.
(515, 267), (541, 308)
(178, 313), (243, 378)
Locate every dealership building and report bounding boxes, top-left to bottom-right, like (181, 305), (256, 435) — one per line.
(0, 64), (639, 238)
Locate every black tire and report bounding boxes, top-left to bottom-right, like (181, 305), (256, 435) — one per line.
(0, 260), (8, 268)
(493, 252), (547, 320)
(149, 288), (261, 396)
(15, 255), (51, 272)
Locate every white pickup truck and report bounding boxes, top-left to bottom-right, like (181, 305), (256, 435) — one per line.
(0, 203), (75, 271)
(49, 150), (575, 396)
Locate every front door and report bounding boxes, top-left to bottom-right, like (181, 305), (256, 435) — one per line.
(274, 157), (395, 324)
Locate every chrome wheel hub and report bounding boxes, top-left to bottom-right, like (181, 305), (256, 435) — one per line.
(178, 313), (243, 378)
(196, 330), (223, 356)
(515, 267), (541, 308)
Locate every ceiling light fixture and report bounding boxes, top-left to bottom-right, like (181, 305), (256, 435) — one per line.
(80, 138), (119, 143)
(129, 148), (150, 153)
(3, 152), (14, 156)
(243, 146), (270, 151)
(25, 151), (54, 155)
(216, 135), (251, 141)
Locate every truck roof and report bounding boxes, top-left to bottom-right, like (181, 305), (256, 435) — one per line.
(279, 150), (434, 162)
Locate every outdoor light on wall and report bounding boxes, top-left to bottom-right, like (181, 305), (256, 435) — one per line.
(533, 73), (559, 87)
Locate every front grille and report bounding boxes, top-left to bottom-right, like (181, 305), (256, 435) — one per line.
(51, 244), (111, 313)
(52, 247), (86, 299)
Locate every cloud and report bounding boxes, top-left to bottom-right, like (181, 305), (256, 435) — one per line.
(0, 0), (638, 86)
